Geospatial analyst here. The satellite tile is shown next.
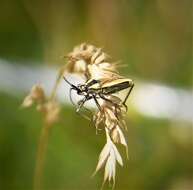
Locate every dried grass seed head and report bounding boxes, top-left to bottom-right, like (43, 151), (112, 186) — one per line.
(65, 43), (118, 80)
(93, 128), (123, 188)
(22, 84), (61, 126)
(22, 84), (45, 108)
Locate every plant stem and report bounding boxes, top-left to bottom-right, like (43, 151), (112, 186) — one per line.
(50, 66), (66, 100)
(33, 66), (66, 190)
(33, 122), (52, 190)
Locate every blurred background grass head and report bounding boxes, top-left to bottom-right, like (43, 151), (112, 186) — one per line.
(0, 0), (192, 190)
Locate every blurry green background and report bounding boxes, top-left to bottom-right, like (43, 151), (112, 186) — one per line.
(0, 0), (192, 190)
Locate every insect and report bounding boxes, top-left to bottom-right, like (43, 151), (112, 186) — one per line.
(64, 77), (134, 115)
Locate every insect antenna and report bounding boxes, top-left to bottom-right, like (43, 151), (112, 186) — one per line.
(69, 88), (77, 107)
(63, 77), (80, 91)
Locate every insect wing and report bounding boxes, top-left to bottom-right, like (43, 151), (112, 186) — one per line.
(101, 78), (133, 104)
(101, 78), (132, 88)
(101, 78), (132, 94)
(86, 79), (101, 89)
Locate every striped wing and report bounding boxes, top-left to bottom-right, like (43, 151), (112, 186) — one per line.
(101, 78), (132, 95)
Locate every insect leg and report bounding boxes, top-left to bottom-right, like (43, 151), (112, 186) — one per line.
(76, 110), (91, 121)
(93, 96), (102, 111)
(99, 94), (122, 116)
(122, 81), (134, 111)
(99, 94), (119, 108)
(76, 96), (91, 112)
(69, 88), (89, 111)
(76, 96), (92, 120)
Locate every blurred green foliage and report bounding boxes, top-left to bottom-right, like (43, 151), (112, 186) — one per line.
(0, 93), (192, 190)
(0, 0), (192, 190)
(0, 0), (192, 87)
